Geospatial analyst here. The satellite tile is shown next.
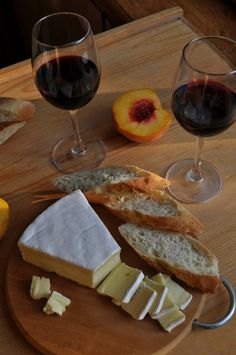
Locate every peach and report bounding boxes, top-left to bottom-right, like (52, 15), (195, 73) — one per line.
(112, 89), (172, 143)
(0, 197), (9, 239)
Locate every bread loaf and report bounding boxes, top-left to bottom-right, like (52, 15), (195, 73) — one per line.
(54, 165), (170, 194)
(0, 97), (35, 122)
(87, 184), (204, 237)
(118, 223), (221, 293)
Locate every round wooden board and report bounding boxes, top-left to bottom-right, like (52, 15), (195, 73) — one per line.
(6, 206), (206, 355)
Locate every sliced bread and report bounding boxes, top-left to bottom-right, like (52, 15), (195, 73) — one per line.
(118, 223), (220, 293)
(87, 184), (204, 237)
(0, 97), (35, 122)
(54, 165), (170, 194)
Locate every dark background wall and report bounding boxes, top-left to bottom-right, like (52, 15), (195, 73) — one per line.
(1, 0), (236, 69)
(0, 0), (112, 69)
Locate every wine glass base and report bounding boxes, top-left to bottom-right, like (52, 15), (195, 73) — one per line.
(52, 136), (106, 173)
(166, 159), (223, 203)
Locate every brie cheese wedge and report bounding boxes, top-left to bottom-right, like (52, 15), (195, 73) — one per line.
(18, 190), (121, 288)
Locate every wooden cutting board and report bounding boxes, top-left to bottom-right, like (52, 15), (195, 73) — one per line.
(6, 204), (206, 355)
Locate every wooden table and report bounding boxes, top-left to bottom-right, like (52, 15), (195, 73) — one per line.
(0, 7), (235, 355)
(92, 0), (236, 64)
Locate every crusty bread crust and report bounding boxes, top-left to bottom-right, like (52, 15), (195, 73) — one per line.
(142, 256), (221, 293)
(106, 207), (203, 237)
(86, 184), (204, 237)
(0, 97), (35, 123)
(85, 165), (170, 200)
(55, 165), (170, 195)
(121, 165), (170, 191)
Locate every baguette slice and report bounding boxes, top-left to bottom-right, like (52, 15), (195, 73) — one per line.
(0, 97), (35, 122)
(0, 121), (26, 145)
(88, 185), (204, 237)
(54, 165), (170, 194)
(119, 223), (221, 293)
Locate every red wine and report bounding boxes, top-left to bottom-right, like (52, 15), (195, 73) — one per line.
(35, 55), (100, 110)
(172, 80), (236, 136)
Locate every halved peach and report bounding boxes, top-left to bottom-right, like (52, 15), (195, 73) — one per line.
(0, 197), (9, 240)
(112, 89), (172, 143)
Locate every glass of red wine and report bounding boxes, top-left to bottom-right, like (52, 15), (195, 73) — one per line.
(32, 12), (106, 173)
(166, 36), (236, 203)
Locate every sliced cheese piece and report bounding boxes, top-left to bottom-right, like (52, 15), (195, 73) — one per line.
(162, 274), (192, 310)
(151, 273), (176, 318)
(112, 298), (121, 306)
(18, 190), (121, 288)
(157, 305), (185, 332)
(43, 291), (71, 316)
(30, 275), (51, 300)
(151, 273), (166, 285)
(151, 296), (176, 319)
(121, 281), (157, 320)
(143, 277), (168, 316)
(97, 262), (144, 303)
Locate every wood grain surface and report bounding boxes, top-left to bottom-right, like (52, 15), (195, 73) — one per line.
(0, 8), (235, 355)
(94, 0), (236, 64)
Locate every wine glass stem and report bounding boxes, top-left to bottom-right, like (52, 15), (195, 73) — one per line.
(187, 136), (204, 182)
(69, 109), (87, 156)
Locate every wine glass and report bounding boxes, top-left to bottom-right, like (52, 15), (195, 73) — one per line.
(166, 36), (236, 203)
(32, 12), (106, 173)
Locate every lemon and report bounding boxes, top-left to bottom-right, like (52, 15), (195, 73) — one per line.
(0, 197), (9, 239)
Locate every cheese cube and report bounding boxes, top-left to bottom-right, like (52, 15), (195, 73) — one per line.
(18, 191), (121, 288)
(43, 291), (71, 316)
(97, 262), (144, 303)
(30, 275), (51, 300)
(121, 281), (157, 320)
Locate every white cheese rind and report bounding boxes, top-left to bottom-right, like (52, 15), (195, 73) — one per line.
(18, 191), (121, 288)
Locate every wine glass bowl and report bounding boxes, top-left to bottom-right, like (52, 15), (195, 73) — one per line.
(32, 12), (106, 173)
(166, 36), (236, 203)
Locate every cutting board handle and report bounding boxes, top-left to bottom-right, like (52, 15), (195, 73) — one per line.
(193, 275), (236, 329)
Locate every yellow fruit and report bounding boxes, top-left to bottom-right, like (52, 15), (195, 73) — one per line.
(112, 89), (172, 143)
(0, 197), (9, 239)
